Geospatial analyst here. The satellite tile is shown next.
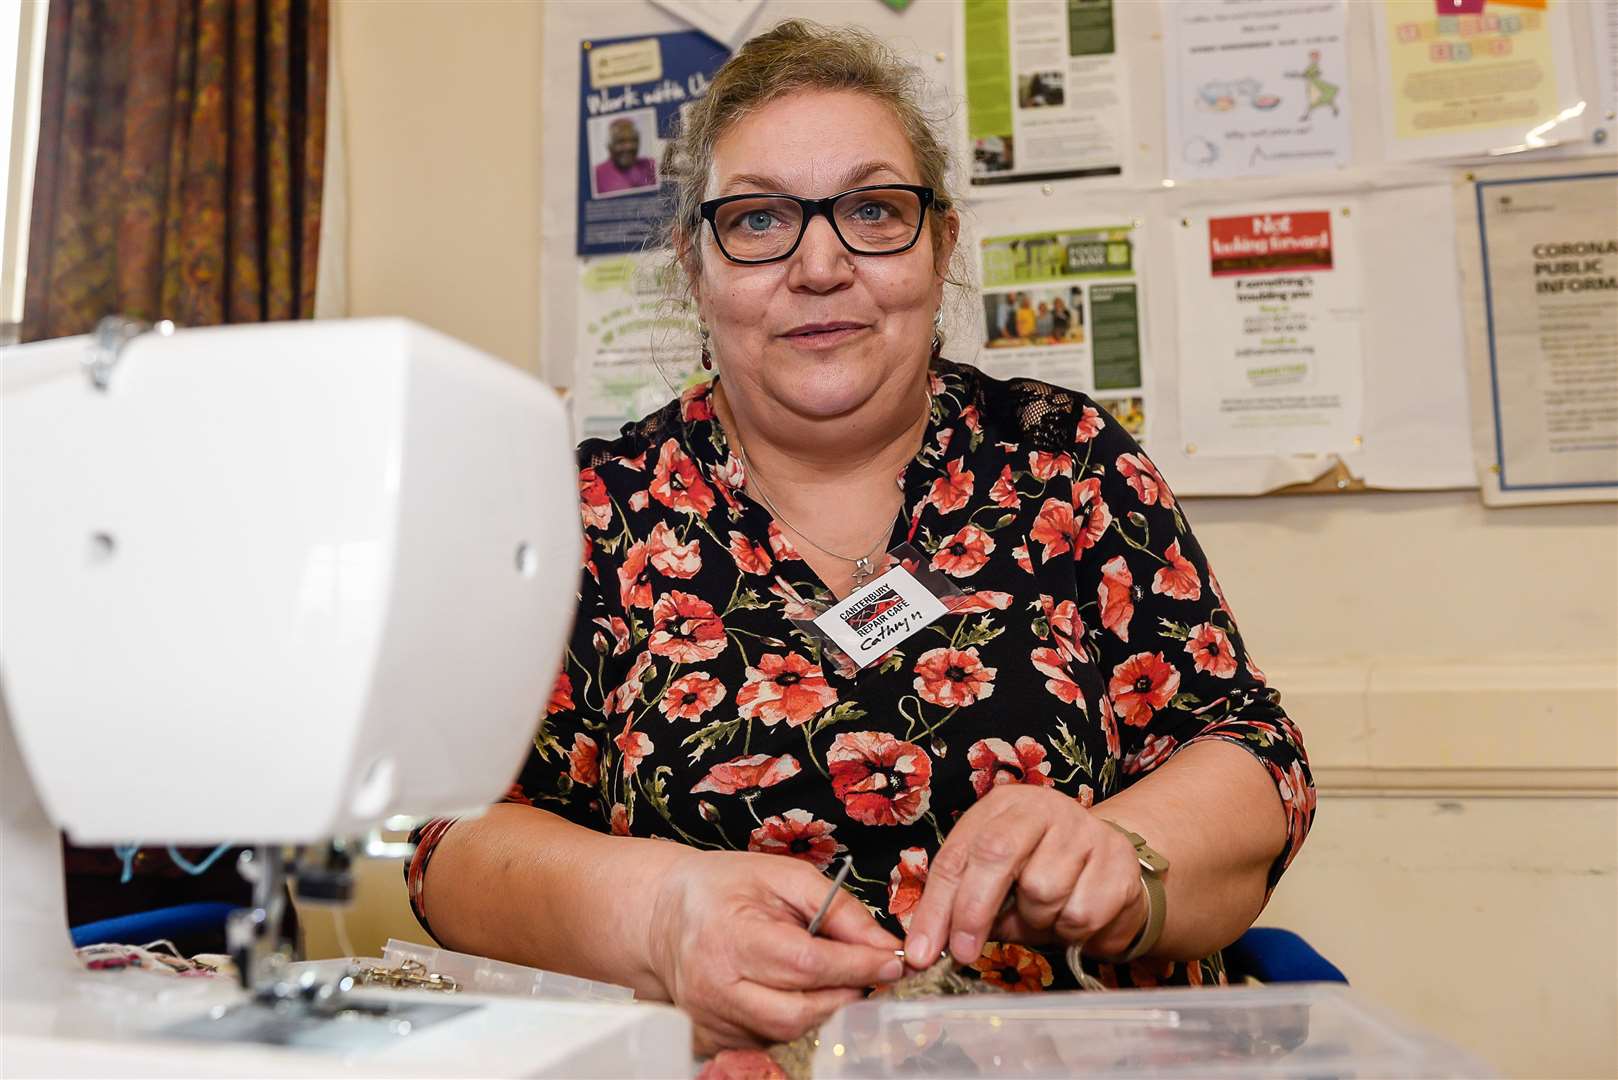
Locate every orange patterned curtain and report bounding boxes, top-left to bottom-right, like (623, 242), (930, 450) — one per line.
(21, 0), (328, 342)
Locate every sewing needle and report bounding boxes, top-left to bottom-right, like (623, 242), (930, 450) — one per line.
(806, 854), (853, 936)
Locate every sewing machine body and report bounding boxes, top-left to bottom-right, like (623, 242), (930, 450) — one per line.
(3, 318), (580, 844)
(2, 975), (687, 1079)
(0, 319), (691, 1076)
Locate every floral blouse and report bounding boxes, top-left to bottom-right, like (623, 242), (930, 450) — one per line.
(408, 360), (1315, 992)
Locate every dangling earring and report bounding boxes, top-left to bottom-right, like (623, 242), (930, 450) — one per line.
(930, 309), (944, 362)
(699, 322), (713, 370)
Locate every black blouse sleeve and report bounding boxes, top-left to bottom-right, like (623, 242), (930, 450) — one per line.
(1069, 399), (1315, 892)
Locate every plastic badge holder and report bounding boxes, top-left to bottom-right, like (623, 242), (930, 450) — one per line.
(812, 982), (1492, 1079)
(380, 939), (635, 1003)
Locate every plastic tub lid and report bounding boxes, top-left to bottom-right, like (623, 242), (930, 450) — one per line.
(811, 982), (1491, 1078)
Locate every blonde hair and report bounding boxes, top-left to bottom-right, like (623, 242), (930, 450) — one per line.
(659, 19), (964, 288)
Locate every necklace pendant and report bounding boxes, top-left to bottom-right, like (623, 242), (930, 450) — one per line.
(852, 556), (874, 584)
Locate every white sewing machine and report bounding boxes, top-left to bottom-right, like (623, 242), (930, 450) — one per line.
(0, 318), (690, 1077)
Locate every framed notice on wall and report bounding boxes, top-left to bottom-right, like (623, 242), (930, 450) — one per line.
(1456, 160), (1618, 506)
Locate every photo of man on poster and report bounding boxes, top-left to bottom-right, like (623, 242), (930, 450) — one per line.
(592, 113), (658, 197)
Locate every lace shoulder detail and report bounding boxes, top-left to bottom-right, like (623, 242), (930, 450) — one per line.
(577, 397), (682, 471)
(970, 367), (1082, 451)
(580, 441), (619, 471)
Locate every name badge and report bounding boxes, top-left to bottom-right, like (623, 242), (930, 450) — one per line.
(811, 564), (949, 670)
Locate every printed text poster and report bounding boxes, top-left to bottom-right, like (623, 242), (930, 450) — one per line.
(1176, 203), (1365, 457)
(976, 218), (1148, 441)
(647, 0), (764, 46)
(1593, 0), (1618, 149)
(962, 0), (1126, 187)
(577, 31), (729, 256)
(574, 253), (702, 439)
(1373, 0), (1583, 161)
(1164, 0), (1352, 180)
(1463, 165), (1618, 501)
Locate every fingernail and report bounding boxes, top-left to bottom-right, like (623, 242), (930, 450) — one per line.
(880, 958), (903, 982)
(950, 931), (977, 961)
(905, 934), (931, 964)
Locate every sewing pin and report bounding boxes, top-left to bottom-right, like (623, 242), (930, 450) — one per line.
(806, 855), (854, 936)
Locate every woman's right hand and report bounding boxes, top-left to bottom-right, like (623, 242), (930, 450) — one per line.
(647, 850), (904, 1054)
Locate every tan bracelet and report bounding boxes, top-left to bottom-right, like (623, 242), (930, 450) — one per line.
(1090, 821), (1169, 965)
(1063, 865), (1165, 987)
(1102, 867), (1166, 964)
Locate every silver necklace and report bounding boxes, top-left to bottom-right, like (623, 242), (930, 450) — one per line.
(732, 439), (897, 587)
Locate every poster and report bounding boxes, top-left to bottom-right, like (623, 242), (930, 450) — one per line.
(1163, 0), (1352, 181)
(647, 0), (764, 46)
(1456, 162), (1618, 504)
(577, 31), (729, 257)
(976, 218), (1149, 441)
(1373, 0), (1584, 162)
(1593, 0), (1618, 150)
(961, 0), (1126, 186)
(574, 253), (703, 440)
(1175, 202), (1365, 458)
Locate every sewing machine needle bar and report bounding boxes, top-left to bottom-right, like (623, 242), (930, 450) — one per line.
(806, 855), (853, 937)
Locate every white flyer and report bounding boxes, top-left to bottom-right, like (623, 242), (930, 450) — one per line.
(1175, 201), (1365, 458)
(647, 0), (764, 47)
(574, 253), (702, 441)
(1163, 0), (1352, 180)
(961, 0), (1127, 188)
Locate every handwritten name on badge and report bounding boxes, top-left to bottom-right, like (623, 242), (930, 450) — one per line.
(813, 565), (949, 670)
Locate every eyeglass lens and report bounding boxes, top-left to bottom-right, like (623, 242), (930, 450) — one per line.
(711, 187), (923, 262)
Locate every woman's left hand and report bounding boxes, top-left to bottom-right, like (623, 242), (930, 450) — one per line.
(901, 785), (1148, 969)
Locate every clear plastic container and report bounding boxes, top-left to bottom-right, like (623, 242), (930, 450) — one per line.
(812, 982), (1491, 1078)
(378, 939), (635, 1003)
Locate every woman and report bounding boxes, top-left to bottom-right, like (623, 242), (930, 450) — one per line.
(1051, 295), (1072, 341)
(409, 19), (1313, 1054)
(1034, 300), (1053, 340)
(1014, 292), (1036, 340)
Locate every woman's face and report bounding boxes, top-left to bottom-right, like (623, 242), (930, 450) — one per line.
(691, 89), (957, 423)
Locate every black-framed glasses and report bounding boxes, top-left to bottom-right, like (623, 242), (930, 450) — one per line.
(698, 184), (945, 265)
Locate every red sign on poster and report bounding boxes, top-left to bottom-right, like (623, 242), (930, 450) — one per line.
(1208, 212), (1334, 276)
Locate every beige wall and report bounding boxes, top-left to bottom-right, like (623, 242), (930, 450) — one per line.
(301, 0), (549, 963)
(336, 0), (544, 373)
(1191, 492), (1618, 1080)
(321, 6), (1618, 1077)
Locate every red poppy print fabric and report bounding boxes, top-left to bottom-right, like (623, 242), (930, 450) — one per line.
(407, 361), (1313, 993)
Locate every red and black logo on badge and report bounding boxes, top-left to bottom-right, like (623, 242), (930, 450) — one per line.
(843, 584), (905, 635)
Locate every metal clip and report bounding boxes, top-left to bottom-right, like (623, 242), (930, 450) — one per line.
(84, 315), (174, 391)
(353, 958), (459, 993)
